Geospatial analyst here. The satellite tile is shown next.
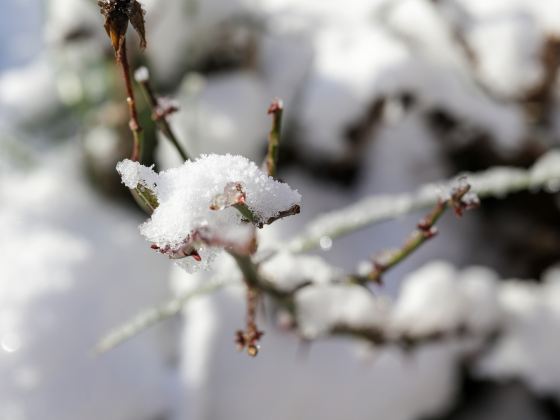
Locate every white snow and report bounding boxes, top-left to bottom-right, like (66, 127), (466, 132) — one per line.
(4, 0), (560, 418)
(117, 154), (301, 272)
(0, 58), (59, 123)
(134, 66), (150, 83)
(170, 254), (463, 420)
(296, 284), (390, 338)
(0, 145), (174, 420)
(298, 23), (409, 157)
(45, 0), (103, 46)
(391, 262), (466, 336)
(117, 159), (159, 191)
(172, 72), (272, 162)
(392, 262), (501, 337)
(261, 251), (342, 292)
(458, 267), (501, 333)
(477, 267), (560, 398)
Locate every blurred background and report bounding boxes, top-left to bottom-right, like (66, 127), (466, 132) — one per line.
(1, 0), (560, 419)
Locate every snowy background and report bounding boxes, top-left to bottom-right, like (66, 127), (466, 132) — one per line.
(1, 0), (560, 419)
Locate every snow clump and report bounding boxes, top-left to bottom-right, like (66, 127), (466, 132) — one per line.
(117, 154), (301, 272)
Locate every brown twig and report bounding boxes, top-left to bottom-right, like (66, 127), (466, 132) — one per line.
(229, 251), (302, 356)
(329, 322), (498, 351)
(257, 204), (301, 228)
(99, 0), (147, 162)
(117, 41), (143, 161)
(265, 99), (284, 178)
(363, 180), (479, 285)
(235, 286), (264, 357)
(231, 253), (268, 357)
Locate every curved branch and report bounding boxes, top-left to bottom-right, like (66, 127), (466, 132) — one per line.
(287, 151), (560, 253)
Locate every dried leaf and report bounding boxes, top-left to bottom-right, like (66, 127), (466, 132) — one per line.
(98, 0), (147, 53)
(128, 0), (147, 49)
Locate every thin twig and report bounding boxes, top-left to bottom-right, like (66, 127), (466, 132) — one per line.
(363, 181), (477, 284)
(266, 99), (283, 178)
(287, 150), (560, 253)
(329, 323), (499, 350)
(117, 40), (143, 162)
(257, 204), (301, 228)
(98, 0), (147, 161)
(135, 67), (191, 161)
(229, 251), (299, 356)
(235, 286), (264, 357)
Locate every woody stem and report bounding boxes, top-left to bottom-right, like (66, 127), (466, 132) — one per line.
(117, 39), (143, 162)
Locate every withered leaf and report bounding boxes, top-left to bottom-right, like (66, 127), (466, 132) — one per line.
(128, 0), (147, 49)
(98, 0), (147, 53)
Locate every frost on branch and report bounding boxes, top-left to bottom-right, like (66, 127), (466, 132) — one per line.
(117, 154), (301, 272)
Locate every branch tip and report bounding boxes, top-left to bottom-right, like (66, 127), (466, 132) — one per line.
(265, 98), (284, 178)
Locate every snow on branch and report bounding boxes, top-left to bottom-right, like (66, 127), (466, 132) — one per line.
(287, 150), (560, 253)
(237, 256), (502, 348)
(105, 153), (560, 355)
(117, 154), (302, 272)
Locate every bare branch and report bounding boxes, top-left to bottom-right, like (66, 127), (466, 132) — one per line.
(362, 180), (478, 284)
(287, 151), (560, 253)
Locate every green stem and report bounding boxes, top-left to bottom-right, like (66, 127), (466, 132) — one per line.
(233, 203), (257, 224)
